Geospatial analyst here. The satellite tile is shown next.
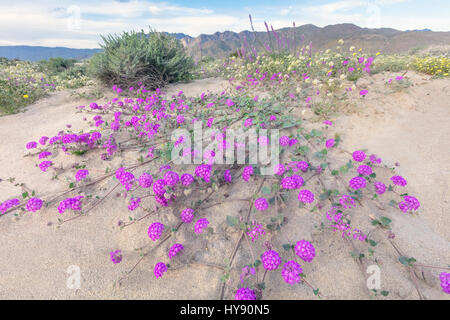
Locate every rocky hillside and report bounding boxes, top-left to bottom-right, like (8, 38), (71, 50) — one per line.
(180, 23), (450, 58)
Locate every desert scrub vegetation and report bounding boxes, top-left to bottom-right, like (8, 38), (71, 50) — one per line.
(88, 29), (194, 89)
(0, 57), (92, 114)
(412, 56), (450, 77)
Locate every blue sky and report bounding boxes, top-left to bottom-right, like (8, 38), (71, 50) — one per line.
(1, 0), (449, 48)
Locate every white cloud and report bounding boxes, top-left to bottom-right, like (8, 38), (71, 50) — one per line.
(146, 15), (246, 36)
(146, 2), (213, 15)
(0, 0), (448, 49)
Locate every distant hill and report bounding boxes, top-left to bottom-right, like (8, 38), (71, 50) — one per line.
(2, 25), (449, 62)
(179, 23), (450, 58)
(0, 46), (102, 61)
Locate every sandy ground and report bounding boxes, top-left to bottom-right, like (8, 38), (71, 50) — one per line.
(0, 75), (448, 299)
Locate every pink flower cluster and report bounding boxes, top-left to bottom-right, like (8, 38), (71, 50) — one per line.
(0, 198), (20, 214)
(294, 240), (315, 262)
(254, 198), (268, 211)
(148, 222), (164, 241)
(58, 196), (83, 214)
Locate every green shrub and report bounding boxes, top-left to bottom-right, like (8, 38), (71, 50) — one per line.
(88, 29), (194, 88)
(38, 57), (77, 75)
(0, 79), (46, 115)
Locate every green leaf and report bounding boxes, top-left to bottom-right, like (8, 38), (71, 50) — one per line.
(282, 244), (292, 251)
(319, 192), (329, 200)
(369, 240), (377, 247)
(331, 170), (339, 176)
(69, 182), (75, 189)
(71, 150), (87, 156)
(380, 216), (392, 227)
(313, 288), (320, 295)
(22, 192), (29, 199)
(399, 256), (410, 266)
(226, 215), (238, 227)
(253, 260), (261, 267)
(261, 186), (271, 195)
(339, 165), (349, 174)
(381, 291), (389, 297)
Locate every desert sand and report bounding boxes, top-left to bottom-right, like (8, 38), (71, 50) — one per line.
(0, 74), (448, 299)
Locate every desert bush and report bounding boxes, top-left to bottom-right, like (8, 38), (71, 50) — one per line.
(371, 54), (411, 74)
(413, 56), (450, 77)
(0, 58), (93, 114)
(38, 57), (77, 75)
(88, 29), (194, 88)
(0, 79), (46, 114)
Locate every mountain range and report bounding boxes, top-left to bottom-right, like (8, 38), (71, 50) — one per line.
(180, 23), (450, 58)
(1, 23), (449, 61)
(0, 46), (102, 61)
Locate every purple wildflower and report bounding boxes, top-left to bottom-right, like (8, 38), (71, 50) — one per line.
(254, 198), (269, 211)
(357, 165), (372, 175)
(26, 198), (43, 212)
(294, 240), (315, 262)
(279, 136), (290, 146)
(194, 218), (209, 234)
(349, 176), (366, 190)
(261, 250), (282, 270)
(154, 262), (167, 278)
(235, 288), (256, 300)
(195, 164), (212, 183)
(391, 175), (407, 186)
(282, 260), (303, 285)
(128, 197), (141, 211)
(181, 208), (195, 223)
(298, 189), (314, 203)
(440, 272), (450, 294)
(164, 171), (179, 186)
(75, 169), (89, 181)
(168, 243), (184, 259)
(325, 139), (335, 149)
(339, 195), (356, 209)
(352, 150), (366, 162)
(224, 170), (232, 183)
(38, 161), (52, 172)
(246, 223), (266, 241)
(148, 222), (164, 241)
(242, 166), (254, 182)
(110, 250), (122, 264)
(26, 141), (37, 149)
(138, 173), (153, 188)
(374, 181), (386, 195)
(180, 173), (194, 186)
(153, 179), (167, 196)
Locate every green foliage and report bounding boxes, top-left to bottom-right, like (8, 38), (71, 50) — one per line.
(88, 29), (194, 88)
(0, 79), (46, 114)
(38, 57), (77, 75)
